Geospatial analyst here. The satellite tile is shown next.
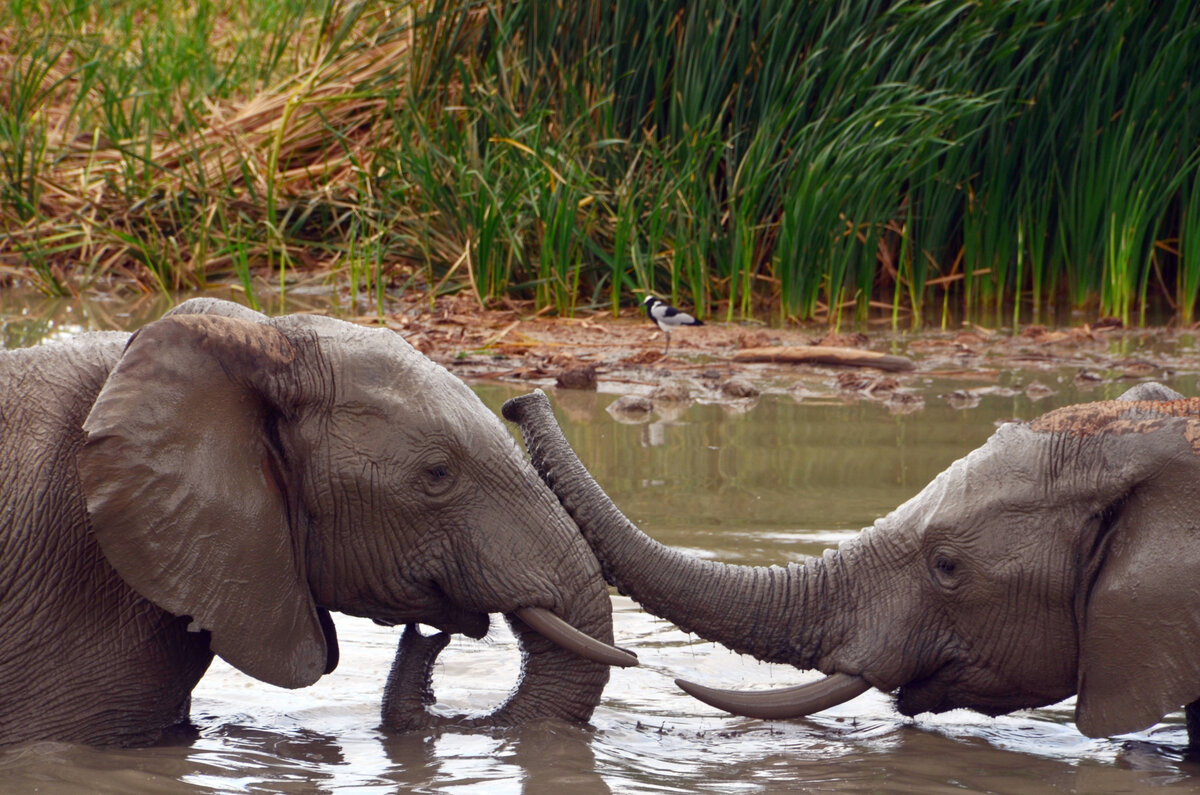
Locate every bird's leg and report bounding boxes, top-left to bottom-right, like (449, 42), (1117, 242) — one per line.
(663, 332), (671, 356)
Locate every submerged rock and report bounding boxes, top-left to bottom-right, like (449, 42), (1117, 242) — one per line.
(652, 380), (693, 402)
(1024, 381), (1057, 401)
(606, 395), (654, 423)
(886, 390), (925, 415)
(555, 364), (597, 390)
(720, 377), (760, 399)
(941, 390), (981, 410)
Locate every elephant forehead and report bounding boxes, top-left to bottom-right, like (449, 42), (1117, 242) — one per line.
(289, 320), (471, 404)
(269, 313), (513, 442)
(272, 310), (383, 339)
(272, 312), (430, 379)
(1029, 398), (1200, 450)
(880, 425), (1040, 533)
(326, 347), (509, 445)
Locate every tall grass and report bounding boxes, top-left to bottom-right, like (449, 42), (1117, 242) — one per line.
(3, 0), (1200, 326)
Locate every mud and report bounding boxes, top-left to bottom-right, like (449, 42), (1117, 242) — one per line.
(379, 293), (1200, 411)
(4, 286), (1198, 408)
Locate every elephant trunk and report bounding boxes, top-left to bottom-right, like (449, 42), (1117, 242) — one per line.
(490, 590), (615, 725)
(503, 391), (815, 664)
(381, 461), (624, 730)
(381, 582), (616, 729)
(502, 390), (871, 717)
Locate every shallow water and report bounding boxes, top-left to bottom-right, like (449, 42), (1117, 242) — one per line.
(4, 294), (1200, 792)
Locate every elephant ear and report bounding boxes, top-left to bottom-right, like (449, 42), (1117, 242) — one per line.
(1074, 412), (1200, 737)
(80, 313), (331, 689)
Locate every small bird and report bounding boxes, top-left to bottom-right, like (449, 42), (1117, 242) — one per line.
(642, 295), (703, 355)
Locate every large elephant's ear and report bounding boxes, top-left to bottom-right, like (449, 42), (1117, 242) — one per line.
(1074, 414), (1200, 737)
(80, 313), (330, 689)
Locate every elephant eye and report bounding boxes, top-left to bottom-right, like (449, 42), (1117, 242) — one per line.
(421, 463), (455, 496)
(931, 554), (961, 588)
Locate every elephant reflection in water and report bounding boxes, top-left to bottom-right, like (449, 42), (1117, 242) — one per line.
(505, 382), (1200, 746)
(0, 298), (634, 747)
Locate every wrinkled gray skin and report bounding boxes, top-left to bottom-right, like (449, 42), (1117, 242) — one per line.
(0, 299), (619, 747)
(504, 382), (1200, 744)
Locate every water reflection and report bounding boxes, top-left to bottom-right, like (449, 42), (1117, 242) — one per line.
(482, 382), (1077, 550)
(4, 292), (1200, 792)
(0, 292), (165, 348)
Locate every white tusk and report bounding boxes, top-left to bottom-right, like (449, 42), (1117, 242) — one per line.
(675, 672), (870, 719)
(515, 607), (639, 668)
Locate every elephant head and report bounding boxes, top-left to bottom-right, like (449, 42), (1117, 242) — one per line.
(64, 299), (632, 737)
(503, 384), (1200, 741)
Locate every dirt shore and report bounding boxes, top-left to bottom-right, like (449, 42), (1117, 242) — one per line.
(369, 293), (1199, 412)
(3, 286), (1194, 411)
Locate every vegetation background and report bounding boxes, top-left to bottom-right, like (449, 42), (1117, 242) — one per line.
(3, 0), (1199, 328)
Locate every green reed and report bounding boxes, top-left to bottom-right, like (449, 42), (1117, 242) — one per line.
(4, 0), (1200, 325)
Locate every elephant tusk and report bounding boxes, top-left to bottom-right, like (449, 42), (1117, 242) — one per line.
(675, 672), (870, 720)
(514, 607), (638, 668)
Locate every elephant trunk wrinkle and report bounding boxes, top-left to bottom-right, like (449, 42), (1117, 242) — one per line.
(491, 612), (611, 725)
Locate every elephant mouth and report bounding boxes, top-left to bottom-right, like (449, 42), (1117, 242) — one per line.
(430, 610), (491, 640)
(369, 589), (491, 640)
(383, 604), (637, 667)
(895, 665), (1044, 718)
(426, 584), (636, 666)
(412, 581), (494, 639)
(902, 677), (1060, 720)
(895, 675), (950, 717)
(377, 576), (636, 666)
(893, 659), (967, 717)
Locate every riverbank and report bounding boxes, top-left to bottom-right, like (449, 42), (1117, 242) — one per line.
(3, 285), (1196, 415)
(400, 293), (1196, 413)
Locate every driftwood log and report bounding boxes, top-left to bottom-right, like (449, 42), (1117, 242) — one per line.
(732, 346), (915, 372)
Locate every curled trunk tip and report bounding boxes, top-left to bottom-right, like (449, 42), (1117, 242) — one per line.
(501, 389), (550, 424)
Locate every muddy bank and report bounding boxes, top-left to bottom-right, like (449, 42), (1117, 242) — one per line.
(3, 287), (1197, 412)
(378, 294), (1199, 413)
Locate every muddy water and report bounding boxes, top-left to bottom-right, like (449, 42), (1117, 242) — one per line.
(4, 295), (1200, 792)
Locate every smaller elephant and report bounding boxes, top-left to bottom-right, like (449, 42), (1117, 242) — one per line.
(0, 299), (633, 747)
(504, 383), (1200, 746)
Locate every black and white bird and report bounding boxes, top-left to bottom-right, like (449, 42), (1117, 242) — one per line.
(642, 295), (703, 355)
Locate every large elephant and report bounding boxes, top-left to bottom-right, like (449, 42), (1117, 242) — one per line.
(503, 383), (1200, 745)
(0, 299), (633, 747)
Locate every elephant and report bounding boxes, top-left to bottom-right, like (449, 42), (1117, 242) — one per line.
(502, 382), (1200, 746)
(0, 298), (634, 747)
